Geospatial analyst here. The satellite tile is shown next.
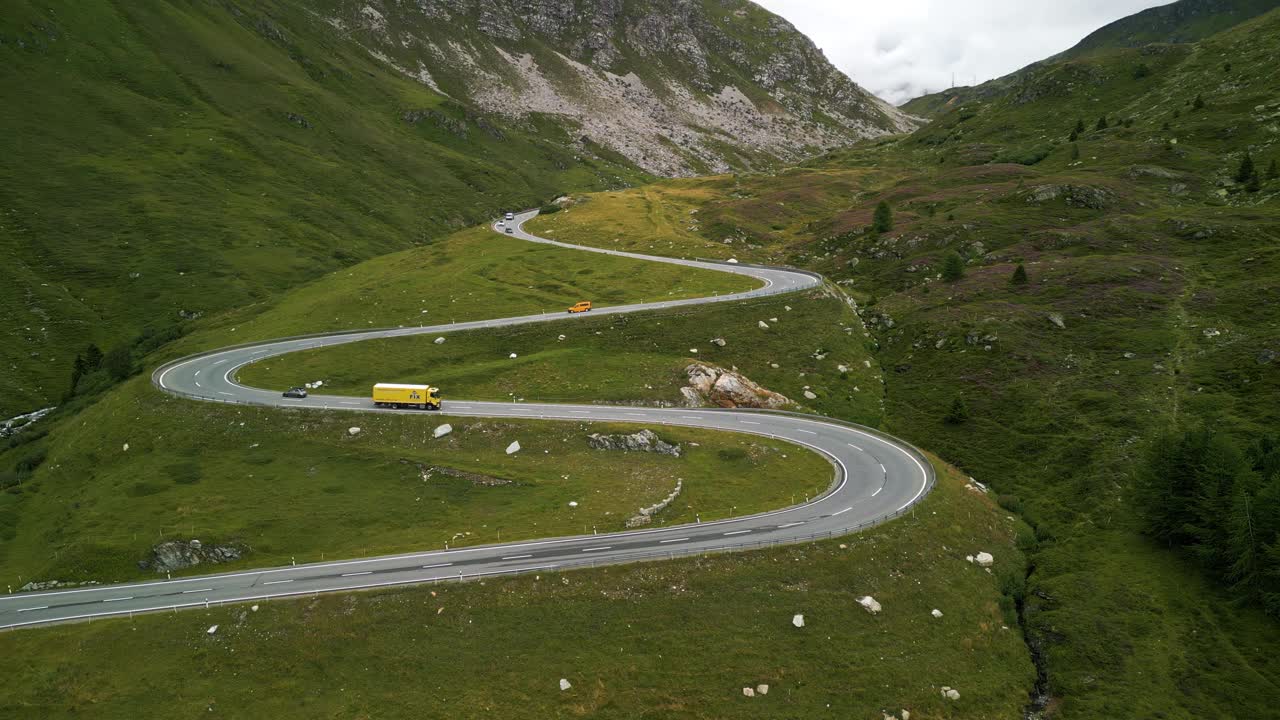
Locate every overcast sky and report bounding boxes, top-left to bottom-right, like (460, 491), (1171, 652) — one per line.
(753, 0), (1175, 105)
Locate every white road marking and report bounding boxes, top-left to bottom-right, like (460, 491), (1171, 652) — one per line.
(581, 546), (612, 552)
(795, 429), (817, 435)
(741, 421), (760, 425)
(16, 606), (48, 612)
(195, 381), (202, 388)
(421, 563), (452, 569)
(103, 597), (134, 602)
(502, 554), (533, 560)
(723, 529), (751, 536)
(872, 487), (883, 497)
(832, 507), (851, 516)
(778, 521), (805, 529)
(218, 391), (234, 396)
(658, 537), (689, 544)
(341, 571), (372, 577)
(879, 464), (886, 474)
(847, 443), (863, 451)
(262, 579), (293, 586)
(181, 588), (214, 594)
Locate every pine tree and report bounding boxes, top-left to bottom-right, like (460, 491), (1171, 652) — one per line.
(1133, 63), (1151, 79)
(942, 252), (965, 282)
(1071, 143), (1080, 161)
(1267, 159), (1278, 181)
(1096, 115), (1109, 131)
(1011, 263), (1029, 285)
(1074, 119), (1085, 135)
(84, 344), (103, 371)
(872, 201), (893, 233)
(1193, 94), (1206, 110)
(1236, 154), (1256, 183)
(69, 354), (86, 395)
(103, 346), (134, 381)
(1068, 128), (1078, 142)
(944, 396), (969, 425)
(1246, 173), (1262, 193)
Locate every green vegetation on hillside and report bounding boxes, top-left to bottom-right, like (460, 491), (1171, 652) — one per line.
(239, 289), (885, 425)
(0, 0), (649, 416)
(0, 460), (1036, 720)
(0, 380), (829, 584)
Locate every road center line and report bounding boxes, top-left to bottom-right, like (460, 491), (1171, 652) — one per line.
(778, 521), (805, 528)
(341, 571), (372, 577)
(658, 537), (689, 544)
(16, 606), (48, 612)
(581, 546), (612, 552)
(181, 588), (214, 594)
(103, 597), (133, 602)
(421, 563), (452, 569)
(262, 579), (293, 586)
(502, 554), (533, 560)
(872, 487), (883, 497)
(832, 507), (852, 516)
(723, 529), (751, 536)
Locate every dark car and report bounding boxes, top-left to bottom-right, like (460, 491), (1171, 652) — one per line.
(505, 227), (514, 234)
(283, 387), (308, 399)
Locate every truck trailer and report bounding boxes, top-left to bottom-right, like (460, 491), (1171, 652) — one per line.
(372, 383), (441, 410)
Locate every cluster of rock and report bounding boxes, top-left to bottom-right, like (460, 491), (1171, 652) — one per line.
(587, 429), (681, 457)
(1, 406), (55, 440)
(1022, 184), (1116, 210)
(19, 579), (99, 592)
(626, 479), (683, 528)
(742, 683), (769, 697)
(681, 363), (790, 409)
(138, 539), (245, 573)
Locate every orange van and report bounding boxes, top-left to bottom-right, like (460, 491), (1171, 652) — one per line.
(568, 301), (592, 314)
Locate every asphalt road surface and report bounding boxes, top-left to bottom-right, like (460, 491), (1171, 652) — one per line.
(0, 211), (934, 630)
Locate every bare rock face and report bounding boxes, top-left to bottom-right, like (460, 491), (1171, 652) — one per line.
(682, 363), (790, 409)
(325, 0), (917, 177)
(588, 429), (682, 456)
(139, 540), (245, 573)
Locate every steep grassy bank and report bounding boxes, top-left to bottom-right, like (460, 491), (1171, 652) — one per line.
(0, 460), (1035, 720)
(0, 0), (648, 416)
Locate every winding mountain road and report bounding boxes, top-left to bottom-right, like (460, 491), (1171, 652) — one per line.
(0, 211), (934, 630)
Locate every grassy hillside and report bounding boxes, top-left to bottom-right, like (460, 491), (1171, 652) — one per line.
(0, 0), (648, 417)
(486, 10), (1280, 715)
(0, 378), (829, 585)
(0, 459), (1036, 720)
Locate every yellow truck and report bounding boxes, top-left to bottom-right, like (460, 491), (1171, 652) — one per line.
(372, 383), (441, 410)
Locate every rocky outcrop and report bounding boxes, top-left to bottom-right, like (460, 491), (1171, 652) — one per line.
(139, 540), (245, 573)
(1023, 184), (1117, 210)
(588, 429), (682, 456)
(681, 363), (790, 409)
(326, 0), (916, 176)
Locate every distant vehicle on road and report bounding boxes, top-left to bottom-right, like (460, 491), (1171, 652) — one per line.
(568, 301), (592, 313)
(373, 383), (441, 410)
(505, 227), (513, 234)
(497, 220), (504, 227)
(283, 387), (308, 399)
(504, 212), (515, 221)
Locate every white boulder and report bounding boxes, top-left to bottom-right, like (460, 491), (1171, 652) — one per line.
(122, 443), (129, 452)
(931, 608), (943, 618)
(559, 678), (571, 691)
(975, 551), (994, 567)
(568, 501), (578, 508)
(433, 424), (453, 439)
(756, 684), (769, 695)
(207, 625), (218, 635)
(348, 427), (361, 436)
(792, 614), (805, 628)
(757, 321), (770, 329)
(858, 596), (881, 614)
(803, 390), (818, 400)
(506, 441), (521, 455)
(509, 353), (518, 359)
(941, 687), (960, 700)
(434, 337), (446, 344)
(742, 687), (755, 697)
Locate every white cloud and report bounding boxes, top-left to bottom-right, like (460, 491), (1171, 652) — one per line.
(753, 0), (1175, 104)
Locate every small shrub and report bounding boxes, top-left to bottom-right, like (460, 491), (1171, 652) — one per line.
(944, 396), (969, 424)
(1011, 263), (1029, 285)
(1095, 116), (1109, 131)
(717, 448), (748, 462)
(1193, 94), (1205, 110)
(1236, 154), (1256, 184)
(1133, 63), (1150, 79)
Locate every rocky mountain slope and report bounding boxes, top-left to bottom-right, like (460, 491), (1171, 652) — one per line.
(901, 0), (1279, 118)
(317, 0), (917, 175)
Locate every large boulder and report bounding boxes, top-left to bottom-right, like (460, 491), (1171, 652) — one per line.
(140, 540), (245, 573)
(587, 429), (681, 457)
(683, 363), (790, 409)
